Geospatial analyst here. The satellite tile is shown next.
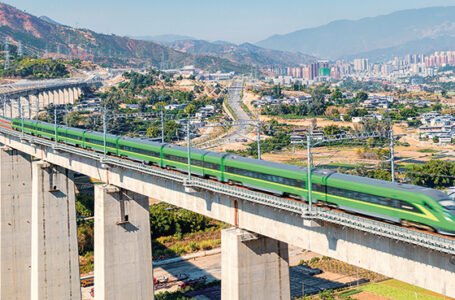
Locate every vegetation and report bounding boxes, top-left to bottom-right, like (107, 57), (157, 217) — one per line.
(0, 56), (69, 79)
(407, 160), (455, 188)
(358, 279), (445, 300)
(150, 202), (222, 239)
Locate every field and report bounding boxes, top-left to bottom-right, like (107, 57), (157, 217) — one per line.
(352, 279), (453, 300)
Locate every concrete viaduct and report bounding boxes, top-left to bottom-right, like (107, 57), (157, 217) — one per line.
(0, 119), (454, 299)
(0, 79), (100, 119)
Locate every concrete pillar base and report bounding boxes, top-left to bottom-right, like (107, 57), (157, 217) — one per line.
(31, 161), (81, 300)
(94, 185), (154, 300)
(0, 149), (33, 299)
(221, 227), (290, 300)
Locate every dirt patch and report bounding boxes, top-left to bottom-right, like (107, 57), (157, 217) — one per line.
(351, 291), (391, 300)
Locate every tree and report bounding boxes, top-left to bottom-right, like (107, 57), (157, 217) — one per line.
(356, 91), (368, 101)
(330, 90), (342, 101)
(408, 160), (455, 188)
(323, 125), (341, 136)
(433, 136), (439, 144)
(184, 104), (197, 115)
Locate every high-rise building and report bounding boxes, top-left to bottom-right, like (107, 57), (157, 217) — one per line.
(353, 59), (368, 72)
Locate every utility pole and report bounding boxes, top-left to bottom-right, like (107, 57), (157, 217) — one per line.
(257, 119), (261, 160)
(187, 121), (191, 180)
(103, 106), (107, 159)
(54, 106), (57, 144)
(4, 37), (10, 70)
(390, 126), (395, 182)
(20, 106), (24, 138)
(65, 104), (69, 126)
(18, 41), (23, 57)
(307, 125), (312, 213)
(160, 109), (164, 143)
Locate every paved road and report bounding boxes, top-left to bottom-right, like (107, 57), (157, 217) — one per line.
(223, 79), (254, 144)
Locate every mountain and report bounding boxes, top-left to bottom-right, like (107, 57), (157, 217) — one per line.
(130, 34), (195, 43)
(256, 6), (455, 59)
(39, 16), (63, 26)
(167, 39), (316, 66)
(0, 3), (250, 73)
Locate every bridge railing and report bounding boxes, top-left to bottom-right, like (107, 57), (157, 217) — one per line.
(0, 124), (454, 255)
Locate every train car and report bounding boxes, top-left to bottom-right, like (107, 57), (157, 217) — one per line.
(319, 172), (455, 234)
(163, 144), (208, 176)
(223, 154), (308, 197)
(82, 130), (118, 155)
(59, 127), (85, 147)
(117, 137), (163, 166)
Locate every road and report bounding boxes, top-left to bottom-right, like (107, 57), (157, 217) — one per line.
(223, 79), (253, 144)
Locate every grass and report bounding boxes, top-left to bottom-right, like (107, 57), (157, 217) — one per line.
(152, 228), (224, 258)
(417, 149), (439, 153)
(223, 97), (238, 120)
(358, 279), (446, 300)
(240, 101), (252, 116)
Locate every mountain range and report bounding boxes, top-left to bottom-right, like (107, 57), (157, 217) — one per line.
(256, 6), (455, 60)
(163, 39), (316, 67)
(0, 3), (254, 73)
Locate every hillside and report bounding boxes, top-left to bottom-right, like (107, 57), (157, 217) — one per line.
(256, 6), (455, 59)
(167, 39), (316, 66)
(0, 3), (250, 73)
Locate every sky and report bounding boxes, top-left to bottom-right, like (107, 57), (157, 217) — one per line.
(5, 0), (455, 43)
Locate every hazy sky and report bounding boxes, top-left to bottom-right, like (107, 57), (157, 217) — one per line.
(5, 0), (455, 43)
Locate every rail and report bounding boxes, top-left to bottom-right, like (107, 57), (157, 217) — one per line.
(0, 124), (454, 255)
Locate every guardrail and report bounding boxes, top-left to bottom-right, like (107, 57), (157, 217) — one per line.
(0, 125), (454, 255)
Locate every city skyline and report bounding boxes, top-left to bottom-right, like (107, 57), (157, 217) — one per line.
(4, 0), (455, 43)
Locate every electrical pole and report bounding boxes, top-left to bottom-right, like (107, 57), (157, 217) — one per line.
(390, 126), (395, 182)
(103, 106), (107, 159)
(257, 119), (261, 160)
(65, 104), (69, 126)
(18, 41), (23, 57)
(4, 37), (10, 70)
(187, 121), (191, 180)
(160, 109), (164, 143)
(307, 125), (312, 213)
(54, 106), (57, 144)
(21, 106), (24, 137)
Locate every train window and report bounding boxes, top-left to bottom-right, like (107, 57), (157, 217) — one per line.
(327, 186), (421, 213)
(225, 166), (305, 188)
(203, 162), (219, 170)
(65, 133), (82, 140)
(192, 159), (204, 167)
(312, 184), (325, 193)
(164, 154), (187, 163)
(423, 202), (434, 211)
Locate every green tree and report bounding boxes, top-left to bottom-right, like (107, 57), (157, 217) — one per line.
(408, 160), (455, 188)
(330, 90), (343, 101)
(356, 91), (368, 101)
(323, 125), (341, 136)
(184, 104), (197, 115)
(433, 136), (439, 144)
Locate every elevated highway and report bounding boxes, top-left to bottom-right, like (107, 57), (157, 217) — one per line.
(0, 119), (453, 299)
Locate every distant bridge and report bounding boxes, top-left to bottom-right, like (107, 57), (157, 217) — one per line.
(0, 78), (101, 119)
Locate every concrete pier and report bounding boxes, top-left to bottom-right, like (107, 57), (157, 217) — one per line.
(221, 227), (290, 300)
(94, 185), (154, 300)
(0, 148), (33, 299)
(30, 161), (81, 300)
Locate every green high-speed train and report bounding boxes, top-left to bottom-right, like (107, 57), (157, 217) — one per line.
(11, 118), (455, 235)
